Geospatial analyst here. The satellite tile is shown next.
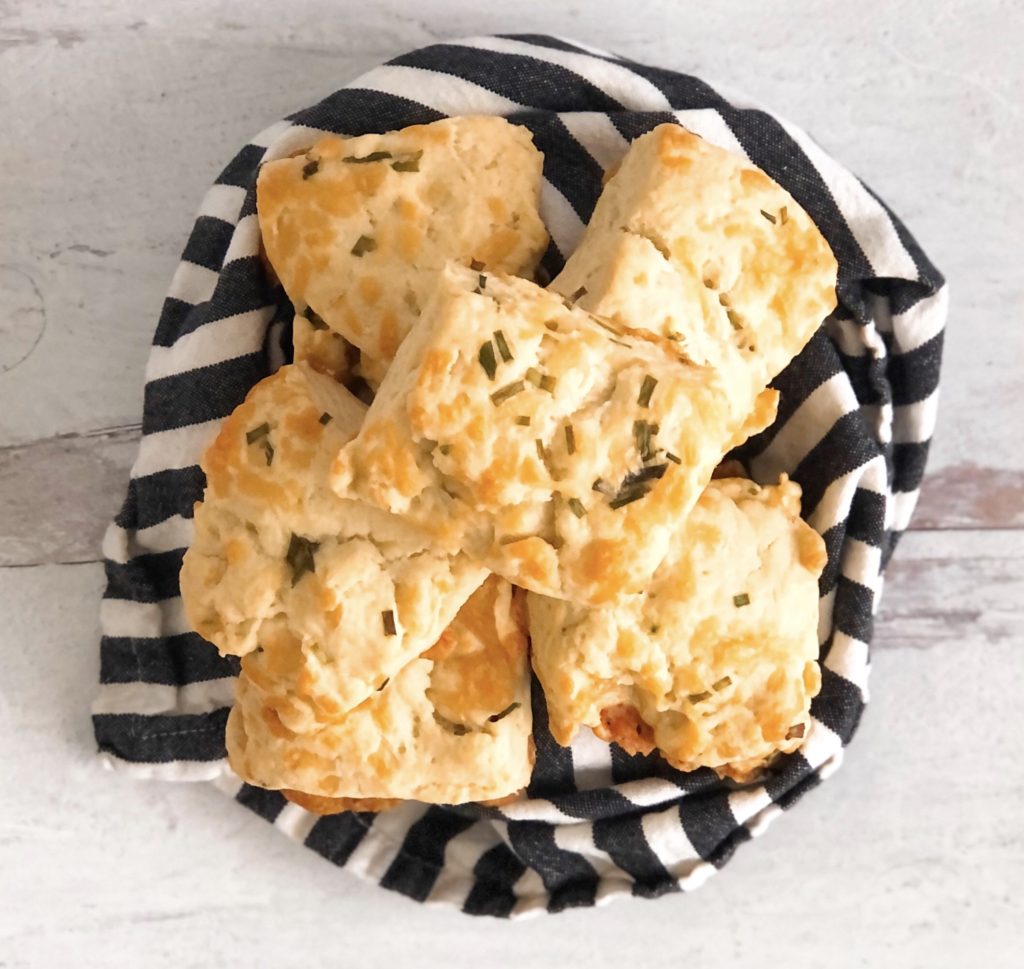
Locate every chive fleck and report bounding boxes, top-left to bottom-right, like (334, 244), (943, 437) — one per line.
(564, 424), (576, 455)
(638, 374), (658, 407)
(623, 463), (667, 485)
(733, 593), (751, 608)
(301, 158), (319, 179)
(391, 150), (422, 172)
(478, 340), (498, 380)
(342, 150), (392, 164)
(609, 337), (631, 348)
(262, 442), (274, 466)
(563, 285), (587, 308)
(786, 723), (806, 739)
(594, 317), (623, 335)
(609, 485), (649, 509)
(535, 438), (546, 462)
(478, 273), (487, 291)
(525, 367), (543, 387)
(438, 444), (452, 455)
(433, 712), (470, 735)
(351, 235), (377, 257)
(494, 329), (513, 362)
(544, 320), (560, 332)
(382, 609), (397, 636)
(318, 412), (332, 425)
(666, 330), (683, 341)
(490, 380), (525, 405)
(469, 259), (485, 271)
(286, 534), (319, 586)
(665, 452), (681, 464)
(592, 478), (613, 495)
(780, 205), (789, 225)
(567, 497), (586, 518)
(515, 415), (531, 426)
(539, 374), (556, 393)
(246, 423), (270, 444)
(377, 678), (390, 692)
(712, 676), (732, 691)
(760, 209), (777, 224)
(688, 691), (712, 703)
(488, 701), (521, 723)
(633, 420), (654, 462)
(304, 308), (329, 331)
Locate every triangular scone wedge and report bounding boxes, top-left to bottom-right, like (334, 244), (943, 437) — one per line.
(332, 263), (778, 606)
(551, 123), (838, 391)
(180, 362), (487, 726)
(257, 116), (548, 383)
(227, 575), (533, 804)
(528, 476), (826, 782)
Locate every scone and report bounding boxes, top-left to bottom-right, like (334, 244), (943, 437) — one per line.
(551, 123), (838, 393)
(291, 312), (358, 384)
(180, 362), (487, 726)
(331, 263), (779, 606)
(227, 575), (534, 804)
(257, 117), (549, 382)
(528, 476), (826, 781)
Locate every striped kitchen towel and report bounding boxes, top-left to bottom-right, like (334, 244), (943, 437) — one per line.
(93, 34), (947, 917)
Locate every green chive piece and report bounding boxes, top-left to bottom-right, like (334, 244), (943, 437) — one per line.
(391, 150), (422, 172)
(246, 423), (270, 444)
(609, 337), (631, 348)
(535, 439), (546, 462)
(665, 452), (681, 464)
(525, 367), (543, 387)
(318, 412), (332, 426)
(594, 317), (623, 335)
(564, 424), (576, 455)
(633, 420), (654, 462)
(539, 374), (556, 393)
(478, 340), (498, 380)
(490, 380), (525, 405)
(760, 209), (777, 224)
(262, 442), (274, 466)
(343, 150), (392, 164)
(567, 497), (586, 518)
(650, 624), (660, 634)
(593, 478), (613, 495)
(515, 415), (531, 426)
(433, 712), (470, 735)
(494, 329), (513, 362)
(301, 158), (319, 179)
(351, 235), (377, 257)
(478, 273), (487, 291)
(638, 374), (658, 408)
(666, 330), (683, 341)
(469, 259), (485, 271)
(488, 701), (521, 723)
(377, 678), (390, 692)
(609, 485), (649, 509)
(286, 534), (319, 586)
(382, 609), (397, 636)
(563, 285), (587, 308)
(688, 691), (712, 703)
(780, 205), (789, 225)
(304, 308), (329, 331)
(438, 444), (452, 455)
(786, 723), (806, 739)
(733, 593), (751, 608)
(712, 676), (732, 691)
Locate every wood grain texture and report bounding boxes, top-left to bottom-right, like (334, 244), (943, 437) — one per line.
(0, 0), (1021, 965)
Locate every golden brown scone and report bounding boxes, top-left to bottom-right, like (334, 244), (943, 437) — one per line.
(257, 117), (548, 381)
(551, 123), (838, 393)
(528, 476), (826, 782)
(227, 576), (534, 804)
(331, 263), (778, 606)
(179, 362), (487, 725)
(282, 790), (401, 815)
(292, 312), (359, 383)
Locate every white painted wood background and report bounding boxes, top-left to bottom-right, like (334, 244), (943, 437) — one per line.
(1, 1), (1021, 965)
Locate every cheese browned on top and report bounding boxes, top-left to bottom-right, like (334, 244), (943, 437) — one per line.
(331, 264), (779, 606)
(257, 117), (548, 383)
(179, 362), (487, 725)
(551, 123), (838, 395)
(528, 476), (826, 781)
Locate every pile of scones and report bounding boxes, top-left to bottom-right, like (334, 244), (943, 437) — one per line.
(180, 117), (838, 813)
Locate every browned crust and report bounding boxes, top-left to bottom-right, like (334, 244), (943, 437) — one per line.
(594, 704), (656, 757)
(282, 790), (401, 815)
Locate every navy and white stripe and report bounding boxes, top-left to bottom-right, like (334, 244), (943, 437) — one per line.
(92, 35), (946, 915)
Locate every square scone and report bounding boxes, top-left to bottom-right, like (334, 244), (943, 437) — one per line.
(227, 575), (533, 804)
(528, 476), (826, 782)
(257, 116), (549, 383)
(180, 362), (487, 728)
(551, 123), (838, 392)
(331, 264), (779, 606)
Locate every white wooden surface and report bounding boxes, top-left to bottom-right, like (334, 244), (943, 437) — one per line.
(1, 1), (1021, 965)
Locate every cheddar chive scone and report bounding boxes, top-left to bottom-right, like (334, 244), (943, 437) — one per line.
(551, 123), (838, 392)
(179, 362), (487, 727)
(257, 116), (549, 383)
(227, 575), (534, 804)
(528, 476), (826, 782)
(331, 263), (779, 606)
(291, 310), (359, 384)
